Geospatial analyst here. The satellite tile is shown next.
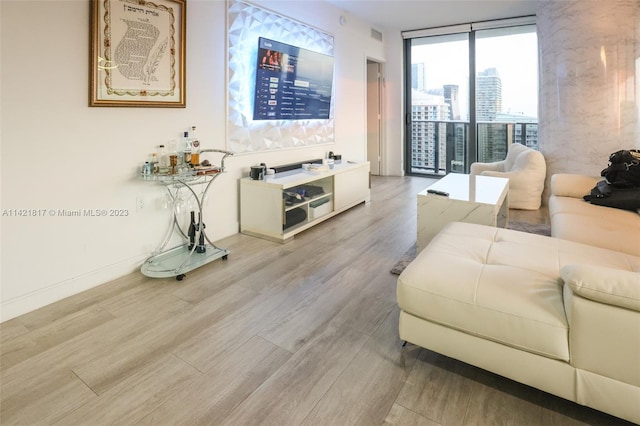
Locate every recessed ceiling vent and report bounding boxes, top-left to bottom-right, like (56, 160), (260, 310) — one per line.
(371, 28), (383, 42)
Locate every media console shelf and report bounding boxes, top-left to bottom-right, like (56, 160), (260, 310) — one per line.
(240, 161), (370, 242)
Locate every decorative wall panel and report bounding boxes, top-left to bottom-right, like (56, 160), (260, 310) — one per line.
(226, 0), (335, 154)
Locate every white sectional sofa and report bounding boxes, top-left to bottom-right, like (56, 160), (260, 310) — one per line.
(549, 173), (640, 257)
(397, 174), (640, 423)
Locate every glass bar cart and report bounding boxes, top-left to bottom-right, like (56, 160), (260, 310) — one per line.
(140, 149), (233, 280)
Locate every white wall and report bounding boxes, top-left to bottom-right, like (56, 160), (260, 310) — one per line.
(0, 0), (388, 321)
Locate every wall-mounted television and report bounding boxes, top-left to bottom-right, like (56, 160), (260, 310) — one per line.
(253, 37), (334, 121)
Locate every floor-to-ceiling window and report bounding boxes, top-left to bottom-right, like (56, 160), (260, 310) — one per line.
(407, 33), (469, 175)
(404, 19), (537, 176)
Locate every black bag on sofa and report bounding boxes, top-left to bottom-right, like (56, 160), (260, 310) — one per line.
(601, 149), (640, 188)
(584, 179), (640, 211)
(584, 149), (640, 211)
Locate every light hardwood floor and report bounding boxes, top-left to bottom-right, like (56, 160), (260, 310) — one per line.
(0, 176), (632, 425)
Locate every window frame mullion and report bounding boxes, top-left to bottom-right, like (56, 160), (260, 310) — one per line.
(467, 30), (477, 174)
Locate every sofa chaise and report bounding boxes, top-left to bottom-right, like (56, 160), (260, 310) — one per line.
(397, 174), (640, 424)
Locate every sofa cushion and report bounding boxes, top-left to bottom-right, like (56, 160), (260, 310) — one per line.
(550, 173), (600, 198)
(398, 223), (570, 361)
(397, 222), (640, 362)
(561, 264), (640, 312)
(549, 195), (640, 257)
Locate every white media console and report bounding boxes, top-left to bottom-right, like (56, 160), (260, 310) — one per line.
(240, 161), (370, 242)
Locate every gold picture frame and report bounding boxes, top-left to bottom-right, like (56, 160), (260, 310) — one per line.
(90, 0), (186, 107)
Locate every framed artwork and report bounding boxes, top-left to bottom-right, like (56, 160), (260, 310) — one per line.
(90, 0), (186, 107)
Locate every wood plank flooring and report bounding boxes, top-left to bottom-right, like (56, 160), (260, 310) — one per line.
(0, 175), (633, 425)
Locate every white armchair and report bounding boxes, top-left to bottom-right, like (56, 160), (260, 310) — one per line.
(470, 143), (546, 210)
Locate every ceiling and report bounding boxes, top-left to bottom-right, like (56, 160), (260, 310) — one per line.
(324, 0), (538, 31)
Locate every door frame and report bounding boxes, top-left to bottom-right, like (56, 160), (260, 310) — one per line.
(366, 58), (385, 175)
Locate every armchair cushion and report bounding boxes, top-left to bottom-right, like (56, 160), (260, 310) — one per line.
(469, 161), (503, 175)
(504, 142), (529, 170)
(561, 264), (640, 312)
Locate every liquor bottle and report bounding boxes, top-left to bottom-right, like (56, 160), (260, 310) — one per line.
(168, 139), (179, 174)
(187, 211), (196, 250)
(182, 130), (192, 166)
(196, 212), (206, 253)
(191, 140), (201, 167)
(190, 126), (200, 166)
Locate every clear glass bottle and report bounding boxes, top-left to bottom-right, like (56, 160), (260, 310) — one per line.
(158, 144), (169, 174)
(149, 152), (159, 174)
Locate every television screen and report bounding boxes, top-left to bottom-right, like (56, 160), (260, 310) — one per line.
(253, 37), (334, 120)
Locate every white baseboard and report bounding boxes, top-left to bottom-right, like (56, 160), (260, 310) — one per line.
(0, 254), (148, 323)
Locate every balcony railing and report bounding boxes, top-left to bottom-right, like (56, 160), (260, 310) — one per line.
(410, 120), (538, 176)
